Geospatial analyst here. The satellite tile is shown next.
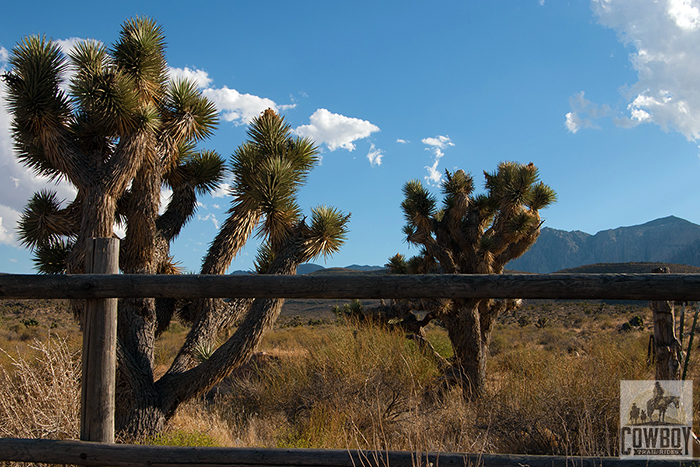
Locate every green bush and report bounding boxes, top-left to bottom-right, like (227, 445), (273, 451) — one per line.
(143, 429), (219, 447)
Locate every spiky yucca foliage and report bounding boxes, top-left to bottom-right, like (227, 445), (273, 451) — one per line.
(388, 162), (556, 398)
(4, 17), (227, 438)
(5, 17), (222, 276)
(202, 108), (318, 275)
(7, 19), (350, 439)
(132, 109), (349, 438)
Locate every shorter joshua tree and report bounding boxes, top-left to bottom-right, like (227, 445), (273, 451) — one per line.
(387, 162), (556, 398)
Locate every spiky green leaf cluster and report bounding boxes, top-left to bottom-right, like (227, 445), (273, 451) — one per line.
(5, 17), (223, 274)
(165, 149), (226, 195)
(162, 79), (218, 142)
(392, 161), (555, 276)
(111, 16), (168, 105)
(18, 190), (76, 249)
(229, 109), (319, 249)
(305, 205), (351, 260)
(33, 239), (73, 274)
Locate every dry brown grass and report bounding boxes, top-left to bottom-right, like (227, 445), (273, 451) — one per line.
(201, 320), (657, 456)
(0, 335), (80, 440)
(0, 298), (696, 458)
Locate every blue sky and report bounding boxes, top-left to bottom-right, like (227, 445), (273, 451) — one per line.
(2, 0), (700, 274)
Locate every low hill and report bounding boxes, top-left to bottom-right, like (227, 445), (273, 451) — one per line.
(555, 262), (700, 274)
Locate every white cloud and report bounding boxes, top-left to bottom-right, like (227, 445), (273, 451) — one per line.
(203, 87), (295, 126)
(366, 144), (384, 167)
(113, 222), (126, 240)
(169, 67), (213, 88)
(565, 91), (611, 133)
(422, 135), (453, 186)
(0, 206), (20, 246)
(0, 46), (8, 65)
(396, 138), (410, 144)
(293, 108), (380, 151)
(668, 0), (700, 30)
(422, 135), (455, 149)
(198, 213), (219, 229)
(159, 187), (173, 215)
(211, 182), (231, 198)
(425, 159), (443, 186)
(55, 37), (83, 54)
(586, 0), (700, 140)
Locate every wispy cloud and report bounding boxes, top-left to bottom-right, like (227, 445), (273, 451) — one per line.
(396, 138), (410, 144)
(198, 213), (219, 229)
(565, 91), (612, 133)
(576, 0), (700, 140)
(294, 108), (380, 151)
(422, 135), (454, 186)
(367, 143), (384, 167)
(0, 206), (19, 246)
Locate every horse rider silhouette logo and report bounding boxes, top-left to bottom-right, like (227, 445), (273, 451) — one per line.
(620, 380), (693, 459)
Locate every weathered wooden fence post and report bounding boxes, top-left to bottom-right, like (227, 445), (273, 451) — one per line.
(81, 238), (119, 443)
(651, 266), (681, 380)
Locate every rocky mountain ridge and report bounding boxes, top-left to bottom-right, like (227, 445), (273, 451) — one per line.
(507, 216), (700, 273)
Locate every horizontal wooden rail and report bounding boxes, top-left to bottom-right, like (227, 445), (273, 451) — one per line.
(0, 438), (693, 467)
(1, 273), (700, 301)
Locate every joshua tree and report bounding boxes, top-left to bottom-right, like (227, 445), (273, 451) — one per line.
(6, 18), (221, 278)
(5, 18), (350, 438)
(387, 162), (556, 398)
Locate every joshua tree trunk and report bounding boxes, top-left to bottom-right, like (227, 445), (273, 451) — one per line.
(114, 227), (310, 438)
(389, 162), (555, 399)
(441, 299), (503, 398)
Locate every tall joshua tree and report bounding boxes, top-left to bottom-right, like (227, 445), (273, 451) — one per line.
(388, 162), (555, 398)
(5, 18), (350, 438)
(6, 18), (221, 279)
(119, 109), (349, 437)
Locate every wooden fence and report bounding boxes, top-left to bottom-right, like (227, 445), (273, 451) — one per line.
(1, 240), (699, 466)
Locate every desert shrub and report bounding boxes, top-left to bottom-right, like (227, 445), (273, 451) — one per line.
(424, 327), (453, 360)
(518, 316), (532, 327)
(534, 317), (549, 329)
(490, 332), (508, 356)
(143, 429), (220, 447)
(213, 324), (445, 450)
(486, 334), (651, 456)
(154, 398), (237, 447)
(0, 335), (80, 440)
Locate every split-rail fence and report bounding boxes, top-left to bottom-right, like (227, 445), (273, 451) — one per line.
(0, 238), (699, 467)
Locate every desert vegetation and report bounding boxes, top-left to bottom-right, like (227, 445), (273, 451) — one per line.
(1, 297), (697, 457)
(3, 16), (350, 437)
(384, 161), (556, 398)
(3, 15), (698, 462)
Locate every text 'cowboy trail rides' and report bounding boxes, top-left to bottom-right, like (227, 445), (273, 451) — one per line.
(620, 380), (693, 459)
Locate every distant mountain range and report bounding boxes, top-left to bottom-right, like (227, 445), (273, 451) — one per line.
(297, 264), (385, 274)
(233, 216), (700, 276)
(507, 216), (700, 273)
(231, 264), (385, 275)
